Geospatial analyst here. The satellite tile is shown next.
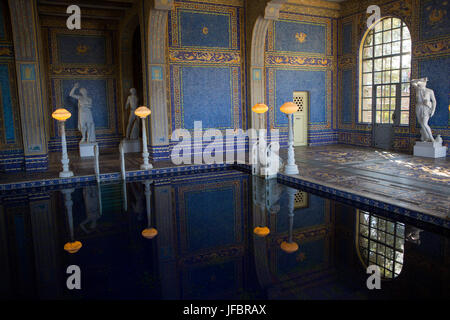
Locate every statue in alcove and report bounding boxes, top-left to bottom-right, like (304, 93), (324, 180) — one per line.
(411, 77), (437, 142)
(125, 88), (140, 139)
(70, 83), (96, 143)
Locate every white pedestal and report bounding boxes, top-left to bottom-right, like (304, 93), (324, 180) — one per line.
(413, 141), (447, 158)
(79, 142), (97, 158)
(122, 139), (141, 153)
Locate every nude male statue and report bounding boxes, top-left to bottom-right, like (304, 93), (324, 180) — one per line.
(70, 83), (96, 143)
(125, 88), (140, 139)
(411, 77), (436, 142)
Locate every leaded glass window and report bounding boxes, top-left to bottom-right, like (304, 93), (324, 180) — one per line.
(360, 17), (411, 125)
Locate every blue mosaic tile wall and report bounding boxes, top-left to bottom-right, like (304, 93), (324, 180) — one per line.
(265, 11), (338, 146)
(0, 1), (23, 172)
(169, 1), (244, 135)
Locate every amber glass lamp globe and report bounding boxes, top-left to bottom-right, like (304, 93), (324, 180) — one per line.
(142, 228), (158, 239)
(280, 102), (298, 115)
(251, 103), (268, 114)
(64, 241), (82, 254)
(52, 108), (71, 121)
(280, 241), (299, 253)
(135, 106), (151, 119)
(253, 226), (270, 237)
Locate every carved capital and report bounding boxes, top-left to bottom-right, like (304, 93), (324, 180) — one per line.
(154, 0), (174, 11)
(264, 0), (288, 20)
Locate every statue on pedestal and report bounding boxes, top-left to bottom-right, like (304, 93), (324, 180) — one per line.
(411, 77), (436, 142)
(121, 88), (142, 153)
(70, 83), (96, 143)
(125, 88), (140, 139)
(411, 77), (447, 158)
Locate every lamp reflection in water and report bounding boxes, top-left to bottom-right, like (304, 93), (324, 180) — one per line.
(62, 188), (82, 253)
(134, 106), (152, 170)
(280, 187), (299, 254)
(252, 177), (282, 237)
(142, 180), (158, 239)
(253, 176), (270, 237)
(280, 102), (299, 175)
(52, 108), (73, 178)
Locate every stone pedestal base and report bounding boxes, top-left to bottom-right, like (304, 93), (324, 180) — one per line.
(413, 141), (447, 158)
(79, 142), (97, 158)
(122, 139), (141, 153)
(59, 170), (73, 178)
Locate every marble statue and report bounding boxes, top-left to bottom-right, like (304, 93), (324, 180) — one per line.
(70, 83), (96, 143)
(411, 77), (436, 142)
(125, 88), (140, 139)
(411, 77), (447, 158)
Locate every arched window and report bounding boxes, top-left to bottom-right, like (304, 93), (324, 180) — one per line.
(357, 210), (405, 279)
(359, 17), (411, 125)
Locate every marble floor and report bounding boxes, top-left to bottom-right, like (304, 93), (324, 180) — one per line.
(278, 145), (449, 222)
(1, 144), (449, 223)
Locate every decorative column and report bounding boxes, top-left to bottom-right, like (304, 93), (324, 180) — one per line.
(146, 0), (174, 161)
(8, 0), (49, 171)
(248, 1), (286, 131)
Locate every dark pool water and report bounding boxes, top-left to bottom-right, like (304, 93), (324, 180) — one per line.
(0, 170), (448, 300)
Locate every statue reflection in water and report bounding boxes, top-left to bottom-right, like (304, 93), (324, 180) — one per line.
(128, 181), (145, 221)
(80, 185), (102, 234)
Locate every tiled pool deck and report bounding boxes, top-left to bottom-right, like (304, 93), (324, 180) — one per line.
(1, 144), (449, 228)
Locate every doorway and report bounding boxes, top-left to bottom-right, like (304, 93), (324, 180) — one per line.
(372, 83), (400, 150)
(293, 91), (308, 147)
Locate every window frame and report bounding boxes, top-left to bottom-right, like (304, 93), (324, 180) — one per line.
(358, 17), (411, 126)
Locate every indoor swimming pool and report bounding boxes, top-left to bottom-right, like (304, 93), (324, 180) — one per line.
(0, 170), (448, 300)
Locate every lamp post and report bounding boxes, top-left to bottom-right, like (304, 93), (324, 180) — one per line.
(134, 106), (152, 170)
(251, 103), (269, 175)
(280, 102), (299, 175)
(52, 108), (73, 178)
(251, 103), (269, 148)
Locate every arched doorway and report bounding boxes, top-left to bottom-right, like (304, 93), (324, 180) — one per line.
(359, 17), (412, 150)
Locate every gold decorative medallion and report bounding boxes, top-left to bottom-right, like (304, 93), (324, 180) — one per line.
(202, 27), (209, 35)
(295, 32), (307, 44)
(76, 44), (88, 55)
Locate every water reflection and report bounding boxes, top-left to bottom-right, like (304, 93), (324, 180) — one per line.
(0, 171), (448, 300)
(62, 188), (82, 254)
(357, 210), (404, 279)
(141, 180), (158, 239)
(280, 187), (299, 254)
(80, 185), (102, 234)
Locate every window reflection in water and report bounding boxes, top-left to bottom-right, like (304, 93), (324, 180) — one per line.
(358, 210), (405, 279)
